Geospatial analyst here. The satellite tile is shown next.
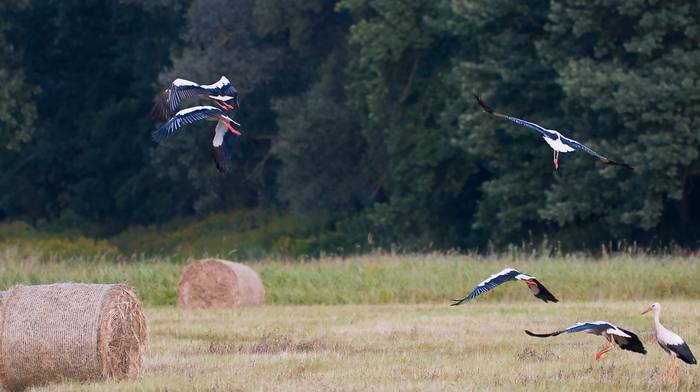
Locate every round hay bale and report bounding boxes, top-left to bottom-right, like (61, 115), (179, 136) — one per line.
(177, 259), (265, 309)
(0, 283), (148, 391)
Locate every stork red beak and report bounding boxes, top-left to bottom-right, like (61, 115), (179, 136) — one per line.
(641, 307), (652, 315)
(225, 121), (241, 136)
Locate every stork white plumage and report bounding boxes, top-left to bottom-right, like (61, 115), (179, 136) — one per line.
(474, 95), (633, 171)
(525, 321), (647, 360)
(642, 303), (697, 382)
(152, 76), (239, 122)
(154, 105), (241, 172)
(451, 268), (558, 305)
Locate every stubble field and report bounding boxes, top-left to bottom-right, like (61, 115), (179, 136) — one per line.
(2, 250), (699, 391)
(28, 301), (699, 391)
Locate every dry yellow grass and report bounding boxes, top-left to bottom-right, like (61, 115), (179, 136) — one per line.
(32, 301), (700, 391)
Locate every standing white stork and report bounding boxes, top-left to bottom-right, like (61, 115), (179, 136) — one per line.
(525, 321), (647, 359)
(641, 303), (697, 381)
(451, 268), (558, 305)
(154, 106), (241, 172)
(474, 95), (633, 171)
(152, 76), (239, 122)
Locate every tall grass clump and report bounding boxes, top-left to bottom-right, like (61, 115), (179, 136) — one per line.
(259, 252), (700, 305)
(1, 246), (699, 306)
(0, 247), (181, 306)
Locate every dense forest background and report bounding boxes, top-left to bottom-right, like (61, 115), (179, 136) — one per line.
(1, 0), (700, 255)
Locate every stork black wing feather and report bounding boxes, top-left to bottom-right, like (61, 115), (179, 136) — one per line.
(220, 83), (239, 99)
(613, 328), (646, 354)
(531, 279), (559, 303)
(152, 89), (174, 122)
(668, 342), (697, 364)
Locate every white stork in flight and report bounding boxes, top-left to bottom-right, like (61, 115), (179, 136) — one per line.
(154, 106), (241, 172)
(642, 303), (697, 381)
(525, 321), (647, 360)
(451, 268), (558, 305)
(152, 76), (239, 122)
(474, 95), (633, 171)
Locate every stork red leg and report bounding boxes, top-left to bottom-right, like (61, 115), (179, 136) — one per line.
(673, 357), (680, 381)
(595, 335), (614, 360)
(662, 356), (681, 383)
(224, 121), (241, 135)
(215, 101), (234, 110)
(553, 150), (559, 171)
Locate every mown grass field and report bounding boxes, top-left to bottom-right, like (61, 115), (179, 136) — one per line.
(1, 248), (700, 390)
(39, 302), (700, 391)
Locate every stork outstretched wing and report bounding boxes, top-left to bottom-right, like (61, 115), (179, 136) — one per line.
(152, 80), (213, 121)
(451, 268), (521, 305)
(474, 95), (557, 139)
(526, 321), (618, 337)
(475, 95), (633, 169)
(451, 268), (557, 305)
(152, 76), (239, 121)
(154, 106), (239, 138)
(559, 134), (633, 169)
(525, 321), (646, 354)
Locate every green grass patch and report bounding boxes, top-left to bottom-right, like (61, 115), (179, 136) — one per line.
(1, 249), (699, 306)
(109, 209), (331, 259)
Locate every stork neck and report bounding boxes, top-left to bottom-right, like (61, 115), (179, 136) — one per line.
(653, 308), (662, 331)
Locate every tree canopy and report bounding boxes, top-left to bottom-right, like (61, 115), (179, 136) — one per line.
(1, 0), (699, 251)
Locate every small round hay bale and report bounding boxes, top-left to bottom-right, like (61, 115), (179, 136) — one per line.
(0, 283), (148, 391)
(177, 258), (265, 309)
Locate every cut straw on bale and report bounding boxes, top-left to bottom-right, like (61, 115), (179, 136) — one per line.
(0, 283), (148, 391)
(177, 258), (265, 309)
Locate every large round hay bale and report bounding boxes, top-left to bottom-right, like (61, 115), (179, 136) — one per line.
(177, 259), (265, 309)
(0, 283), (148, 391)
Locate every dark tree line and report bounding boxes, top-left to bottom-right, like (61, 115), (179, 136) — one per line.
(1, 0), (699, 250)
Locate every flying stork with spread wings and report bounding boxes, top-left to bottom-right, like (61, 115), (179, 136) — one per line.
(474, 95), (633, 171)
(451, 268), (558, 305)
(152, 76), (239, 122)
(154, 105), (241, 172)
(526, 321), (646, 360)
